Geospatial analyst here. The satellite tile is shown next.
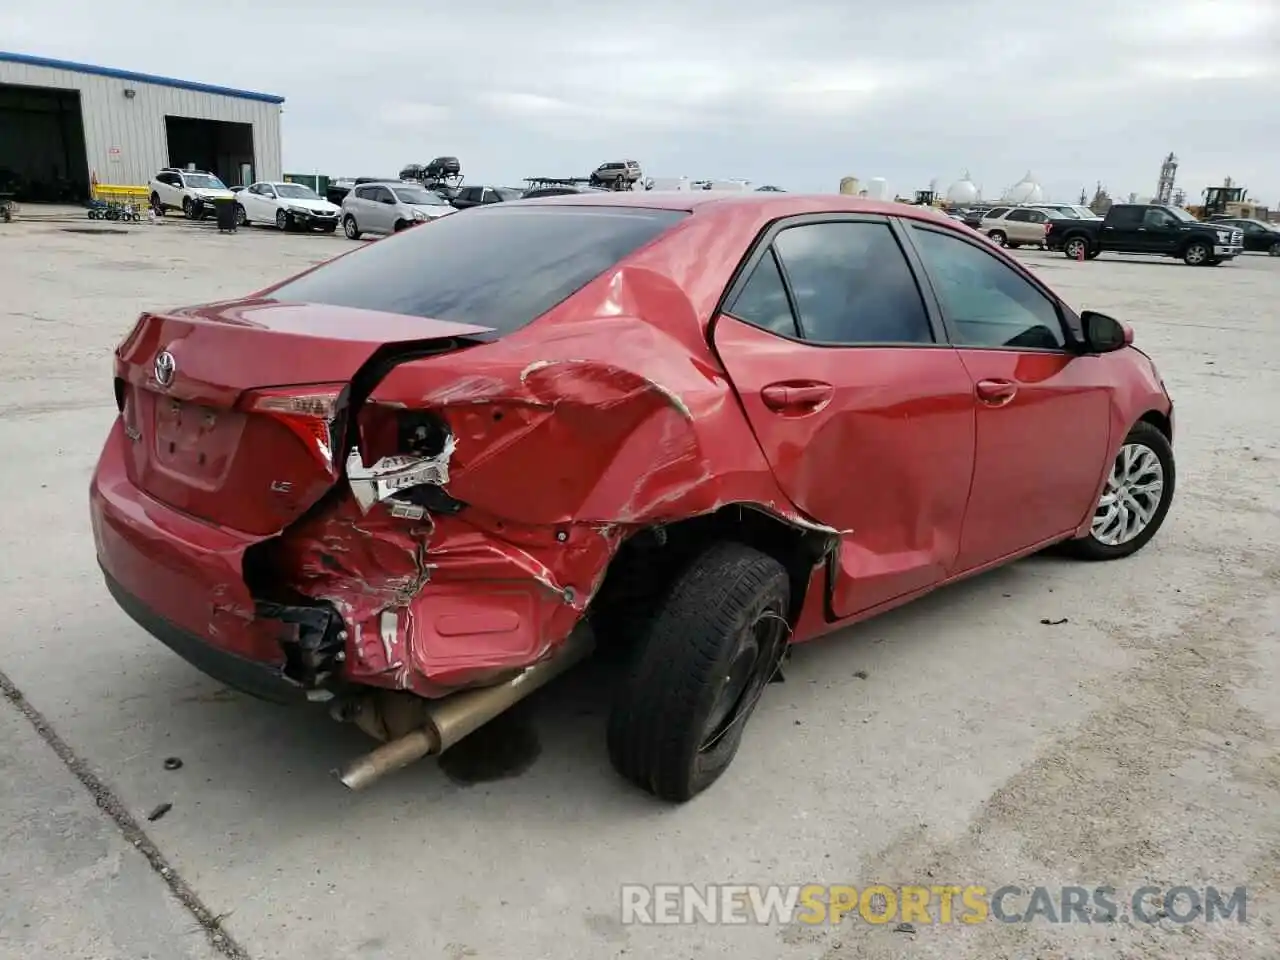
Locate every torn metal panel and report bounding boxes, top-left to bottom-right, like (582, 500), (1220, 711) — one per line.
(267, 492), (616, 697)
(346, 434), (456, 513)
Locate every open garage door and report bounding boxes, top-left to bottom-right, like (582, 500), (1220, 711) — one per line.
(0, 83), (90, 202)
(165, 116), (255, 188)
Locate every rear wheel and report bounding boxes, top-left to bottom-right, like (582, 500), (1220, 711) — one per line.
(1061, 421), (1175, 561)
(235, 204), (248, 227)
(1183, 241), (1210, 266)
(1269, 241), (1280, 257)
(343, 215), (361, 240)
(607, 542), (791, 802)
(1063, 236), (1090, 260)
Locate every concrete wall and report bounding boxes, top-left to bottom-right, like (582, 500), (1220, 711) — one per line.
(0, 56), (283, 187)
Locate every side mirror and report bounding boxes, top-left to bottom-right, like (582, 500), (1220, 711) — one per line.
(1080, 310), (1132, 353)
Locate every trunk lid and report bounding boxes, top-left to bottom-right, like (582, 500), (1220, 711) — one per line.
(115, 298), (493, 535)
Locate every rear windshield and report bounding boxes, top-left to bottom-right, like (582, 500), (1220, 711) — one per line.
(267, 206), (686, 334)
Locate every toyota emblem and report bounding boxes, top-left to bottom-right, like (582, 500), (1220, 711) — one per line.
(154, 350), (176, 387)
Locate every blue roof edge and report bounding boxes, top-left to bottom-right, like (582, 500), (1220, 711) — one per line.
(0, 51), (285, 104)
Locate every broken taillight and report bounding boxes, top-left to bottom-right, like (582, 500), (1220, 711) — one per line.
(240, 385), (348, 476)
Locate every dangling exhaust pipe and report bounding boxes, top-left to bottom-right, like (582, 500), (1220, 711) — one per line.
(336, 625), (595, 790)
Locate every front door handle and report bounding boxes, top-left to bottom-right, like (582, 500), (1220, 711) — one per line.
(975, 378), (1017, 405)
(761, 381), (834, 412)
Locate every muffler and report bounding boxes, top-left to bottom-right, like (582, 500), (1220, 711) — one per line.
(336, 625), (594, 790)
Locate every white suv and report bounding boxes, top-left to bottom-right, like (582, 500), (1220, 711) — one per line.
(149, 168), (236, 219)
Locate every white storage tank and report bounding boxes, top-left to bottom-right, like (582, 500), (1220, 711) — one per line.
(865, 177), (888, 201)
(839, 176), (860, 195)
(1002, 172), (1044, 204)
(946, 171), (979, 205)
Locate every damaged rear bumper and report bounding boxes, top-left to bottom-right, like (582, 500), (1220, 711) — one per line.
(90, 419), (606, 701)
(100, 565), (304, 704)
(91, 422), (305, 700)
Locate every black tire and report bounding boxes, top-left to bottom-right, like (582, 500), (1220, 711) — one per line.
(1061, 420), (1175, 562)
(1269, 241), (1280, 257)
(1085, 249), (1101, 260)
(607, 542), (791, 802)
(320, 222), (337, 233)
(393, 220), (407, 233)
(234, 204), (248, 227)
(989, 230), (1007, 246)
(1063, 236), (1090, 260)
(343, 215), (361, 240)
(1183, 240), (1211, 266)
(276, 209), (291, 231)
(1007, 241), (1021, 249)
(182, 197), (194, 219)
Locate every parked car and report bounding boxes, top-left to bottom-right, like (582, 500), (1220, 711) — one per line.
(1047, 203), (1244, 265)
(451, 185), (523, 210)
(235, 181), (342, 232)
(90, 192), (1175, 803)
(341, 181), (454, 239)
(962, 206), (1004, 229)
(1029, 203), (1101, 221)
(1208, 218), (1280, 255)
(149, 168), (235, 219)
(979, 206), (1056, 248)
(589, 160), (643, 187)
(521, 184), (610, 199)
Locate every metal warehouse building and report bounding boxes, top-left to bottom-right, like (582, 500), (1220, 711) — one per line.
(0, 51), (283, 203)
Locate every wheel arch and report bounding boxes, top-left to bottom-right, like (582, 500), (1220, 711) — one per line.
(588, 504), (835, 637)
(1139, 408), (1173, 443)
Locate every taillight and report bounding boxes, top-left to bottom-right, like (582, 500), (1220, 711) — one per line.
(240, 384), (348, 475)
(1044, 221), (1052, 234)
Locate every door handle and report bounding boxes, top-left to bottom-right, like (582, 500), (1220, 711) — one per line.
(975, 379), (1017, 405)
(761, 381), (834, 412)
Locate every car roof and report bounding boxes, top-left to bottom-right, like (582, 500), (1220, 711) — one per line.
(516, 191), (979, 225)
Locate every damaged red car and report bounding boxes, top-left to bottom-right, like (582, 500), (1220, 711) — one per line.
(90, 193), (1176, 801)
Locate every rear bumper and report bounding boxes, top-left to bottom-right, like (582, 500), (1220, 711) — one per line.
(90, 418), (592, 700)
(101, 564), (303, 704)
(90, 420), (297, 699)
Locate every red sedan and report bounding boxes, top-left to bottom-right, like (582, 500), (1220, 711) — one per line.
(90, 192), (1175, 801)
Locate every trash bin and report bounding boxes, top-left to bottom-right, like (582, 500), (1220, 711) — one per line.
(214, 196), (237, 233)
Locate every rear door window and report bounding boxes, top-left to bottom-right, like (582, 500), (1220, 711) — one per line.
(268, 206), (687, 335)
(1107, 206), (1143, 227)
(771, 221), (933, 345)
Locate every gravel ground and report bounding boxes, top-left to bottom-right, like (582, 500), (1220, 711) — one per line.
(1, 213), (1277, 960)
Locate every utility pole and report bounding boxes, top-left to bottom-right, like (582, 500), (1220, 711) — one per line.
(1155, 152), (1178, 205)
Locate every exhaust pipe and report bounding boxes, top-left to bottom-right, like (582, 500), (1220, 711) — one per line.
(337, 626), (594, 790)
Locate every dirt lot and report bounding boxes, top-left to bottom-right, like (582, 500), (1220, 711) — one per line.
(1, 213), (1278, 960)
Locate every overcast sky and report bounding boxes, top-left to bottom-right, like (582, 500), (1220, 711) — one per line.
(5, 0), (1278, 202)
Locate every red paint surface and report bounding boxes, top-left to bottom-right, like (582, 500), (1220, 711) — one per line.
(90, 193), (1172, 698)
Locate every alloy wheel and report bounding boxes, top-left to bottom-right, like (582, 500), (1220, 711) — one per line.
(1091, 443), (1165, 546)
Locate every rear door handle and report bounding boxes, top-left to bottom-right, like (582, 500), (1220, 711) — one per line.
(975, 378), (1017, 405)
(761, 381), (834, 412)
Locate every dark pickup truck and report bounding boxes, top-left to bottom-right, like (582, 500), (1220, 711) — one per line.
(1046, 203), (1244, 266)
